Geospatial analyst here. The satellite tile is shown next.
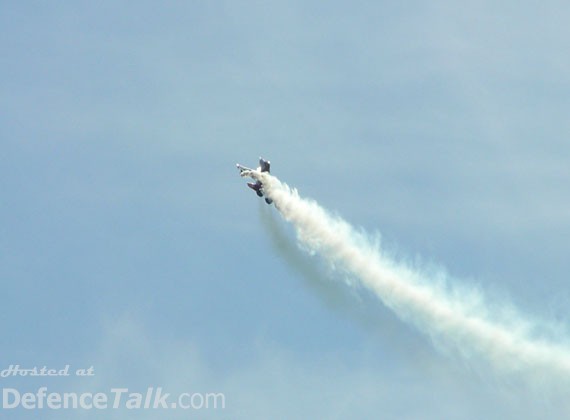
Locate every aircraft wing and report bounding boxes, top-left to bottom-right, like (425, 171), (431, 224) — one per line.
(236, 164), (254, 176)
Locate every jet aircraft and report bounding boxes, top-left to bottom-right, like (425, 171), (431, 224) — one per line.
(236, 157), (272, 204)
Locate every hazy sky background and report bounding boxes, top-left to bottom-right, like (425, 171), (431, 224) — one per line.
(2, 1), (570, 419)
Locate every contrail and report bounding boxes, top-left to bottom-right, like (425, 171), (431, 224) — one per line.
(247, 169), (570, 384)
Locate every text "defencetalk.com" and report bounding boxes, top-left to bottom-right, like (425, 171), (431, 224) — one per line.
(2, 387), (225, 410)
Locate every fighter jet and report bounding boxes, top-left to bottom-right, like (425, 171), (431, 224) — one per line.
(236, 157), (273, 204)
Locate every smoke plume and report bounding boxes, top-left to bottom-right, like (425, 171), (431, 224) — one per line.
(249, 170), (570, 385)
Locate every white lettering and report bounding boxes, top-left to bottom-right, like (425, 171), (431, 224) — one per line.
(47, 392), (61, 409)
(3, 388), (20, 409)
(111, 388), (128, 409)
(92, 392), (107, 409)
(153, 387), (170, 409)
(20, 392), (36, 409)
(1, 387), (225, 411)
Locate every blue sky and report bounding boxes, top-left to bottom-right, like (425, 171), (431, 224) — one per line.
(2, 1), (570, 418)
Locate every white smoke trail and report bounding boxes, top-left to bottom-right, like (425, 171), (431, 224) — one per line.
(248, 170), (570, 383)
